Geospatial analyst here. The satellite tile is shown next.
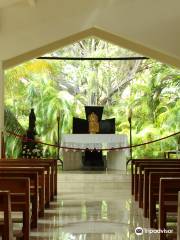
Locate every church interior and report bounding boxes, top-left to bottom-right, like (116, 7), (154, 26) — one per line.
(0, 0), (180, 240)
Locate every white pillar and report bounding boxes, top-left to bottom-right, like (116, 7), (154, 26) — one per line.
(0, 61), (4, 158)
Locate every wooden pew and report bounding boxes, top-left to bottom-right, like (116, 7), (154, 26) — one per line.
(30, 158), (57, 197)
(143, 168), (180, 218)
(132, 159), (180, 199)
(0, 177), (30, 240)
(32, 158), (57, 197)
(8, 158), (57, 198)
(148, 171), (180, 229)
(0, 166), (45, 217)
(131, 158), (180, 195)
(177, 191), (180, 240)
(0, 171), (38, 228)
(0, 160), (51, 207)
(159, 178), (180, 240)
(138, 162), (180, 207)
(132, 159), (180, 198)
(0, 190), (13, 240)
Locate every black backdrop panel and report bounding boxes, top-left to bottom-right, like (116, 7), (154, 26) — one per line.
(73, 117), (89, 134)
(100, 118), (115, 134)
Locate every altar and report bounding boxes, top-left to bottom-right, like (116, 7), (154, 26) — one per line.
(61, 134), (129, 170)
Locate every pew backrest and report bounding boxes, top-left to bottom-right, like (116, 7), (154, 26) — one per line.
(0, 190), (13, 240)
(143, 168), (180, 218)
(135, 162), (180, 202)
(178, 191), (180, 240)
(0, 177), (30, 240)
(132, 159), (180, 195)
(0, 166), (45, 214)
(159, 177), (180, 240)
(0, 171), (38, 228)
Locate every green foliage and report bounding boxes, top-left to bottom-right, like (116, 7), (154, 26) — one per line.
(4, 38), (180, 159)
(4, 108), (25, 157)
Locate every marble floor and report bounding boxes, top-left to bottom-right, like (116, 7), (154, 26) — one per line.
(29, 170), (162, 240)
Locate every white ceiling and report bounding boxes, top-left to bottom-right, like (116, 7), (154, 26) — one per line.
(0, 0), (180, 69)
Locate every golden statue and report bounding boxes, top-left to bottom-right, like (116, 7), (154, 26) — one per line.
(88, 112), (99, 134)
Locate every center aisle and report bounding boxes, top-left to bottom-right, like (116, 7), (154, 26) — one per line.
(30, 170), (159, 240)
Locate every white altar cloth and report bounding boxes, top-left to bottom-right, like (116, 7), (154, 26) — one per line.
(62, 134), (128, 149)
(61, 134), (129, 170)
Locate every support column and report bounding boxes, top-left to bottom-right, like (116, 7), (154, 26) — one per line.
(0, 61), (4, 158)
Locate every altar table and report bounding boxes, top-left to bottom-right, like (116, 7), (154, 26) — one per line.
(61, 134), (129, 170)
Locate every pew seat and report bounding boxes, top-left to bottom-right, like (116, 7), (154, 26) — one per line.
(131, 158), (180, 196)
(159, 178), (180, 240)
(2, 158), (57, 197)
(0, 160), (50, 206)
(177, 191), (180, 240)
(149, 171), (180, 228)
(0, 177), (30, 240)
(0, 167), (45, 217)
(0, 171), (38, 228)
(138, 162), (180, 207)
(0, 190), (13, 240)
(143, 168), (180, 217)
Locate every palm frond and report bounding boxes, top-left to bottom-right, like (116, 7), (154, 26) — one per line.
(4, 107), (25, 157)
